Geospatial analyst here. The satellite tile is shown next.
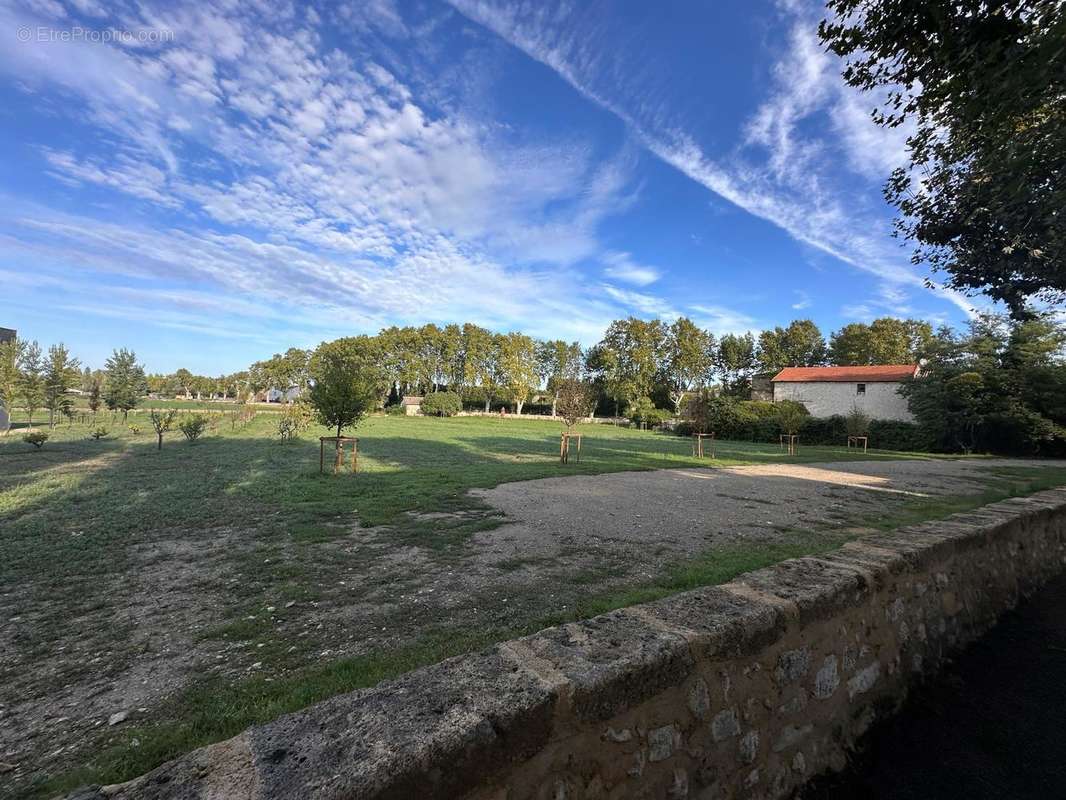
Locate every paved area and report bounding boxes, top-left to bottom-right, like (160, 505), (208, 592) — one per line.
(802, 572), (1066, 799)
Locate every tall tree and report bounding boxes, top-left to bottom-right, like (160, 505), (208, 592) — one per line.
(662, 317), (715, 414)
(17, 341), (45, 426)
(496, 332), (539, 415)
(592, 318), (666, 411)
(104, 348), (147, 420)
(537, 339), (584, 417)
(756, 320), (827, 374)
(43, 343), (81, 429)
(829, 318), (934, 365)
(0, 336), (24, 413)
(460, 323), (497, 410)
(820, 0), (1065, 313)
(716, 332), (757, 397)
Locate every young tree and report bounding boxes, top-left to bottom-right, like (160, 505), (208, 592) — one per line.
(663, 317), (715, 414)
(43, 343), (81, 429)
(307, 336), (386, 442)
(105, 349), (147, 420)
(555, 377), (595, 432)
(496, 332), (539, 415)
(820, 0), (1065, 313)
(17, 341), (45, 426)
(149, 409), (178, 451)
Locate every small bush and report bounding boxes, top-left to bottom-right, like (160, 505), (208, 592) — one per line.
(420, 391), (462, 417)
(24, 431), (49, 448)
(178, 414), (208, 442)
(128, 424), (142, 436)
(385, 404), (406, 417)
(627, 396), (658, 426)
(89, 426), (109, 441)
(277, 402), (314, 440)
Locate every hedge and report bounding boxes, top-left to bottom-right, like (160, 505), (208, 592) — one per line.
(674, 399), (929, 452)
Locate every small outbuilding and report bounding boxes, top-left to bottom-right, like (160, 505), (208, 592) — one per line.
(400, 395), (424, 416)
(771, 365), (919, 422)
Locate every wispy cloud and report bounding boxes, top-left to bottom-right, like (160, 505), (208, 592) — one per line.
(446, 0), (985, 320)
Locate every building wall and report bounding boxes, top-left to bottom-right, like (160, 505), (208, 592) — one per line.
(773, 380), (913, 422)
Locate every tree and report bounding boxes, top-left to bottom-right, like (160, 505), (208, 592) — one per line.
(43, 343), (81, 429)
(307, 337), (386, 441)
(716, 333), (757, 397)
(17, 341), (45, 426)
(820, 0), (1065, 314)
(756, 320), (827, 373)
(105, 349), (147, 420)
(0, 336), (24, 413)
(496, 332), (539, 415)
(901, 313), (1066, 454)
(829, 318), (934, 365)
(537, 339), (584, 417)
(555, 377), (595, 432)
(173, 368), (194, 398)
(149, 409), (178, 451)
(591, 318), (666, 412)
(460, 323), (497, 409)
(663, 318), (715, 414)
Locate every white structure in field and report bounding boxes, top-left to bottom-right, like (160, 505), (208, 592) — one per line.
(771, 365), (919, 422)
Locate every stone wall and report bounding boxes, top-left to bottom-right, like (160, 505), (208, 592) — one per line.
(79, 489), (1066, 800)
(772, 380), (913, 422)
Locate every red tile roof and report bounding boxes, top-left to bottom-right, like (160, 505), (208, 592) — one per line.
(771, 365), (919, 383)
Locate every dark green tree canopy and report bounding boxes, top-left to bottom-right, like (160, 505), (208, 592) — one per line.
(820, 0), (1065, 313)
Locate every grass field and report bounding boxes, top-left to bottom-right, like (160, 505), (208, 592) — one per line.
(2, 410), (1063, 798)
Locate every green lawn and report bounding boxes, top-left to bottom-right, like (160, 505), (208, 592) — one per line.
(1, 411), (1061, 799)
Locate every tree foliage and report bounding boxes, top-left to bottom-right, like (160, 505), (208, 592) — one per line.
(663, 317), (715, 414)
(820, 0), (1065, 313)
(105, 349), (147, 419)
(17, 341), (45, 425)
(900, 314), (1066, 454)
(307, 337), (386, 438)
(420, 391), (462, 417)
(43, 343), (81, 429)
(756, 320), (827, 374)
(828, 318), (933, 365)
(555, 377), (595, 431)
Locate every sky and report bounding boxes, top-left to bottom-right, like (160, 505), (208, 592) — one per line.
(0, 0), (987, 374)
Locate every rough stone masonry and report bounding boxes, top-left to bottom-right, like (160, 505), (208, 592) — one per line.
(69, 488), (1066, 800)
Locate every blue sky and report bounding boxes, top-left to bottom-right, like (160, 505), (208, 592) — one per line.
(0, 0), (984, 374)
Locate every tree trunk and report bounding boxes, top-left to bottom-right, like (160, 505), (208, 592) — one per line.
(551, 393), (558, 418)
(484, 396), (490, 413)
(516, 400), (524, 416)
(157, 432), (163, 450)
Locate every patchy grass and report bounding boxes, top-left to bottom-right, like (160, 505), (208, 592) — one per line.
(0, 413), (1057, 800)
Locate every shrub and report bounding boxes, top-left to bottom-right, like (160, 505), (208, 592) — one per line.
(627, 396), (658, 426)
(23, 431), (48, 448)
(178, 414), (209, 442)
(128, 424), (141, 436)
(385, 404), (406, 417)
(420, 391), (462, 417)
(277, 402), (314, 440)
(89, 426), (109, 441)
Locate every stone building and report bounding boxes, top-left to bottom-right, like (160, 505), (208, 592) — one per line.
(400, 395), (423, 416)
(0, 327), (13, 432)
(771, 364), (919, 422)
(0, 327), (14, 345)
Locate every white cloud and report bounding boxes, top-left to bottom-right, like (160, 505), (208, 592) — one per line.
(601, 251), (660, 286)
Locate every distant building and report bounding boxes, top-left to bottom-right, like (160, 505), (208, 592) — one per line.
(400, 395), (423, 416)
(771, 365), (919, 422)
(0, 327), (15, 345)
(0, 328), (12, 430)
